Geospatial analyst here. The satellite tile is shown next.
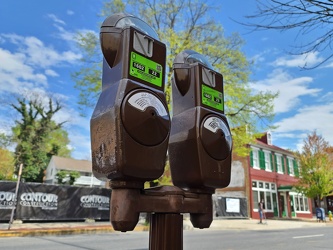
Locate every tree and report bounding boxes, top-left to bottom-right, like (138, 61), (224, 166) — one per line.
(295, 131), (333, 206)
(55, 170), (68, 184)
(0, 148), (15, 180)
(0, 133), (12, 148)
(244, 0), (333, 68)
(11, 97), (71, 183)
(56, 170), (80, 185)
(73, 0), (277, 157)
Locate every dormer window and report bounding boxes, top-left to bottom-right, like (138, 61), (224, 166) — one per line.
(267, 131), (272, 145)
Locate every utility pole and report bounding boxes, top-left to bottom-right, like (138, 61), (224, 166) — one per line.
(8, 163), (23, 230)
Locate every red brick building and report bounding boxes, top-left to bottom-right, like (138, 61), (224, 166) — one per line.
(216, 132), (313, 219)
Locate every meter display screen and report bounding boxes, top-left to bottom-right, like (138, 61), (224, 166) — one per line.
(201, 84), (223, 111)
(130, 52), (163, 87)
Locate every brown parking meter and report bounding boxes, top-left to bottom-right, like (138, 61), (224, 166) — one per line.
(169, 50), (232, 192)
(90, 13), (170, 231)
(90, 14), (232, 250)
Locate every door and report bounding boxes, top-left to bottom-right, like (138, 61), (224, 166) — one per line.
(272, 193), (278, 217)
(280, 193), (288, 217)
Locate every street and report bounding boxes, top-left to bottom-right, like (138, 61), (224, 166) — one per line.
(1, 227), (333, 250)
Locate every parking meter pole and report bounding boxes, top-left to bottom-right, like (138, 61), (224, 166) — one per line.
(149, 213), (183, 250)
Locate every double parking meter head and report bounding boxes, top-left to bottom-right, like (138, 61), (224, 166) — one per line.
(169, 50), (232, 193)
(90, 13), (170, 188)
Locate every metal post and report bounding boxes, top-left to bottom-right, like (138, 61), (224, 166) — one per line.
(149, 213), (183, 250)
(8, 163), (23, 230)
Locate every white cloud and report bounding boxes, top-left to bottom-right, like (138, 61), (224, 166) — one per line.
(67, 10), (75, 16)
(274, 104), (333, 147)
(53, 24), (77, 42)
(251, 48), (279, 65)
(55, 106), (90, 130)
(272, 51), (323, 68)
(67, 130), (91, 160)
(321, 92), (333, 102)
(251, 69), (321, 113)
(322, 61), (333, 68)
(0, 48), (48, 94)
(0, 15), (88, 159)
(1, 34), (81, 68)
(47, 14), (66, 26)
(45, 69), (59, 77)
(24, 36), (81, 67)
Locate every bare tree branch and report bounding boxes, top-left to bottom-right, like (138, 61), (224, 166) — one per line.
(241, 0), (333, 69)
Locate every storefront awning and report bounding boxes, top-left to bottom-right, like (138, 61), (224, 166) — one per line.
(277, 185), (296, 192)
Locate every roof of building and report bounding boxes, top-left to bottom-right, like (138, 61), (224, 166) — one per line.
(50, 156), (92, 173)
(251, 132), (295, 156)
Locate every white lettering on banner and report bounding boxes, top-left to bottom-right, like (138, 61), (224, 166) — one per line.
(20, 192), (58, 210)
(80, 195), (110, 210)
(0, 192), (16, 209)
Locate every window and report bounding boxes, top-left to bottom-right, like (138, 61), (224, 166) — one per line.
(251, 148), (259, 169)
(252, 180), (277, 212)
(293, 160), (300, 177)
(267, 132), (272, 145)
(275, 154), (283, 173)
(265, 192), (272, 210)
(304, 197), (309, 211)
(251, 148), (272, 171)
(252, 190), (259, 209)
(287, 157), (294, 176)
(290, 192), (310, 213)
(259, 150), (265, 170)
(264, 151), (272, 171)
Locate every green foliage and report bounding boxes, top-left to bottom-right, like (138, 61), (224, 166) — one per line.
(0, 148), (15, 180)
(157, 159), (172, 185)
(69, 171), (81, 185)
(0, 133), (12, 148)
(11, 97), (72, 183)
(295, 131), (333, 204)
(56, 170), (81, 185)
(56, 170), (68, 184)
(73, 0), (277, 157)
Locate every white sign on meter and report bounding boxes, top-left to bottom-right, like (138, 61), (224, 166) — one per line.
(128, 92), (168, 116)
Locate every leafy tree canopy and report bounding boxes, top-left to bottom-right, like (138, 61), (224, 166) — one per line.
(73, 0), (278, 156)
(56, 170), (81, 185)
(0, 133), (12, 149)
(295, 131), (333, 204)
(0, 148), (15, 180)
(11, 97), (71, 183)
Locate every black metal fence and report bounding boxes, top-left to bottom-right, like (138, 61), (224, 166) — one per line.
(0, 181), (111, 221)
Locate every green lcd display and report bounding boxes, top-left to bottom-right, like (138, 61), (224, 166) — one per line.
(201, 84), (224, 111)
(130, 52), (163, 87)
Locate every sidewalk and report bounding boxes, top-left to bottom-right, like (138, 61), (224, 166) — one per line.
(0, 218), (330, 237)
(207, 218), (330, 231)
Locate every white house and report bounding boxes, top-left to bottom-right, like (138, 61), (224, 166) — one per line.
(44, 156), (105, 187)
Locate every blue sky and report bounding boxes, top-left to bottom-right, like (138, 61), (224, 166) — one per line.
(0, 0), (332, 160)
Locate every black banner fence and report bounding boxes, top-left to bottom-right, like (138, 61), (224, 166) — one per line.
(0, 181), (111, 222)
